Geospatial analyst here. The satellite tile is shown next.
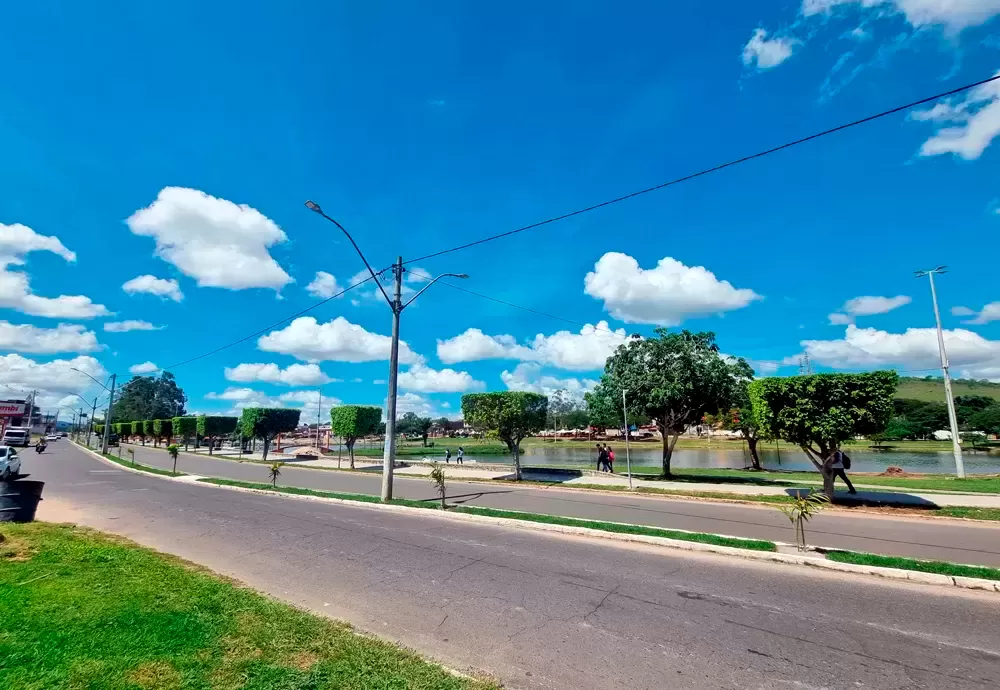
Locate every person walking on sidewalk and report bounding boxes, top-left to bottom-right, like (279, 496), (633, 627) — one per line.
(605, 444), (615, 473)
(596, 443), (607, 471)
(826, 449), (857, 494)
(456, 447), (464, 465)
(444, 448), (451, 464)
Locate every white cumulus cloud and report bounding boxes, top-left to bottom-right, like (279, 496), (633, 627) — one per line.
(0, 321), (100, 354)
(104, 320), (159, 333)
(0, 354), (106, 396)
(829, 294), (911, 323)
(742, 28), (799, 69)
(954, 302), (1000, 325)
(584, 252), (760, 326)
(126, 187), (292, 291)
(224, 362), (332, 386)
(398, 364), (484, 393)
(500, 363), (599, 399)
(129, 361), (159, 375)
(258, 316), (423, 365)
(122, 275), (184, 302)
(437, 321), (626, 371)
(305, 271), (341, 299)
(803, 0), (1000, 33)
(911, 73), (1000, 160)
(0, 223), (76, 263)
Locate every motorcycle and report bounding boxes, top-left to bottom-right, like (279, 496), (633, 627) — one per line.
(35, 442), (46, 454)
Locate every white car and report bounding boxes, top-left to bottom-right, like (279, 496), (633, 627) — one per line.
(45, 434), (59, 441)
(0, 446), (21, 481)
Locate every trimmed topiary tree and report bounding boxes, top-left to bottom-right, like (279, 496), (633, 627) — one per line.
(173, 416), (198, 451)
(750, 371), (898, 499)
(239, 408), (301, 462)
(197, 416), (238, 456)
(152, 419), (172, 447)
(142, 419), (155, 446)
(132, 420), (145, 446)
(329, 405), (382, 470)
(462, 392), (548, 480)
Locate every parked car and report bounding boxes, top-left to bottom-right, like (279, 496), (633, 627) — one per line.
(45, 434), (60, 442)
(1, 428), (30, 448)
(107, 433), (120, 447)
(0, 446), (21, 480)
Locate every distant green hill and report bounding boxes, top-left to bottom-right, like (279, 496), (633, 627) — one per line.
(896, 376), (1000, 403)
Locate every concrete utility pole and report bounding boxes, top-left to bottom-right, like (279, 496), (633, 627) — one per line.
(305, 199), (468, 501)
(89, 397), (97, 447)
(916, 266), (964, 479)
(102, 373), (117, 454)
(622, 389), (633, 490)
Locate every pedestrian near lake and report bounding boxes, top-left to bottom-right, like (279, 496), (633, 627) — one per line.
(826, 449), (857, 494)
(606, 444), (615, 473)
(445, 448), (451, 464)
(595, 443), (605, 471)
(456, 447), (464, 465)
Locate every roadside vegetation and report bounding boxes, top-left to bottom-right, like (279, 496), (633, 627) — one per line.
(824, 549), (1000, 582)
(0, 523), (496, 689)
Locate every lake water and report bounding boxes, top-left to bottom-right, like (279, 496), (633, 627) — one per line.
(461, 446), (1000, 475)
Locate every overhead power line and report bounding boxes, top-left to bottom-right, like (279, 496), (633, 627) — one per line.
(405, 73), (1000, 265)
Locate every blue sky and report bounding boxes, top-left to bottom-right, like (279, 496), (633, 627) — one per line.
(1, 1), (998, 422)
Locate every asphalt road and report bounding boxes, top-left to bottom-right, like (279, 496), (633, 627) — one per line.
(114, 441), (1000, 566)
(19, 442), (1000, 689)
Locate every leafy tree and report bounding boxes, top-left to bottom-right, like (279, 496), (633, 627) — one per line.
(883, 417), (917, 442)
(132, 420), (145, 445)
(115, 422), (130, 438)
(462, 392), (547, 480)
(429, 462), (447, 510)
(152, 419), (172, 446)
(94, 423), (104, 436)
(720, 381), (763, 470)
(143, 419), (156, 446)
(563, 408), (590, 431)
(968, 406), (1000, 436)
(750, 371), (898, 498)
(588, 330), (751, 477)
(329, 406), (382, 469)
(197, 416), (238, 456)
(955, 395), (997, 425)
(397, 412), (433, 446)
(112, 372), (187, 422)
(239, 408), (301, 462)
(961, 431), (989, 451)
(173, 416), (198, 451)
(166, 444), (180, 474)
(584, 389), (622, 434)
(892, 399), (949, 439)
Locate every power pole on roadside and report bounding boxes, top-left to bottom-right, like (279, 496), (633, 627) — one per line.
(102, 373), (117, 455)
(915, 266), (964, 479)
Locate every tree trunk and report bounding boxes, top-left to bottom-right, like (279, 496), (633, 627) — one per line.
(821, 471), (835, 500)
(511, 441), (522, 480)
(347, 439), (355, 470)
(802, 445), (835, 501)
(208, 437), (214, 456)
(661, 432), (679, 477)
(262, 437), (270, 462)
(746, 437), (762, 471)
(422, 433), (428, 447)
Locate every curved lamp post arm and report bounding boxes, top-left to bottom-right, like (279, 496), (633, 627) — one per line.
(401, 273), (469, 311)
(70, 367), (112, 393)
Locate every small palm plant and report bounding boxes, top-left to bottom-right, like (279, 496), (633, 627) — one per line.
(268, 462), (284, 487)
(166, 444), (180, 474)
(127, 448), (134, 465)
(778, 490), (830, 551)
(429, 462), (447, 510)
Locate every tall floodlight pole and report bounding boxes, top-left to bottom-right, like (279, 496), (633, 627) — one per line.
(915, 266), (964, 479)
(305, 200), (468, 501)
(622, 389), (632, 490)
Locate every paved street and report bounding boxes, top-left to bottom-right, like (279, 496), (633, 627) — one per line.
(111, 441), (1000, 566)
(21, 442), (1000, 689)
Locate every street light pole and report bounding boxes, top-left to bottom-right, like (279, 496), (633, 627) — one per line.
(916, 266), (964, 479)
(101, 374), (117, 454)
(622, 389), (632, 490)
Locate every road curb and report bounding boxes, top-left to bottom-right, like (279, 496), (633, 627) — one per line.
(72, 442), (1000, 594)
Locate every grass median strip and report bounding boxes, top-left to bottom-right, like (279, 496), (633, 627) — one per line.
(824, 550), (1000, 582)
(0, 523), (494, 689)
(197, 478), (778, 553)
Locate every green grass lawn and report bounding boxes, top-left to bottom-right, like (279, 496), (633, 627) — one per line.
(0, 523), (495, 690)
(896, 376), (1000, 403)
(825, 549), (1000, 582)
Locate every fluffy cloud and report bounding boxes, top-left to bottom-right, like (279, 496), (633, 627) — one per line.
(0, 354), (105, 396)
(224, 362), (332, 386)
(258, 316), (423, 365)
(279, 389), (341, 421)
(953, 302), (1000, 325)
(742, 28), (799, 69)
(0, 223), (108, 319)
(798, 324), (1000, 379)
(0, 321), (100, 354)
(104, 320), (159, 333)
(584, 252), (760, 326)
(394, 392), (442, 419)
(911, 74), (1000, 161)
(828, 294), (912, 324)
(126, 187), (292, 291)
(0, 223), (75, 263)
(305, 271), (341, 299)
(437, 321), (626, 371)
(398, 365), (484, 393)
(122, 275), (184, 302)
(500, 363), (598, 399)
(803, 0), (1000, 33)
(129, 361), (159, 375)
(205, 386), (341, 418)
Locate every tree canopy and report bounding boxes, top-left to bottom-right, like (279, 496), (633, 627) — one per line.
(750, 371), (898, 497)
(239, 408), (300, 461)
(588, 329), (751, 476)
(197, 416), (238, 455)
(397, 412), (433, 446)
(112, 372), (187, 422)
(330, 405), (382, 469)
(462, 392), (547, 479)
(173, 416), (198, 449)
(152, 419), (172, 444)
(969, 406), (1000, 436)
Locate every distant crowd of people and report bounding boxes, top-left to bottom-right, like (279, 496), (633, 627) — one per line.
(595, 443), (615, 472)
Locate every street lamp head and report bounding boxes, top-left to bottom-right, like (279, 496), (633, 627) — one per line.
(935, 265), (948, 274)
(304, 200), (322, 213)
(454, 273), (470, 279)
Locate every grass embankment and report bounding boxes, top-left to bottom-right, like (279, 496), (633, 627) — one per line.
(74, 442), (184, 477)
(0, 523), (493, 690)
(896, 376), (1000, 403)
(825, 549), (1000, 582)
(198, 478), (777, 552)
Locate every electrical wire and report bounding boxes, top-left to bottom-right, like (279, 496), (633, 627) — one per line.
(405, 73), (1000, 266)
